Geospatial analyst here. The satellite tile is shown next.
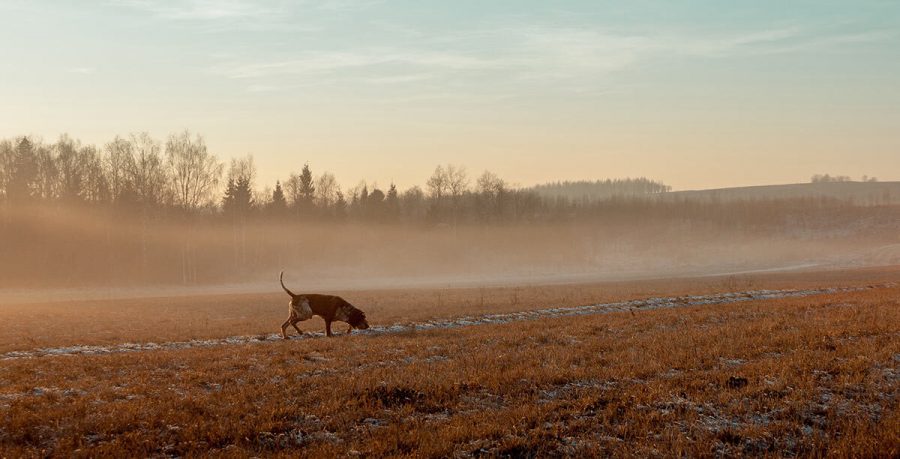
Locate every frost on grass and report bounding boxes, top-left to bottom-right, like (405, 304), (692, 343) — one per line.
(1, 284), (885, 361)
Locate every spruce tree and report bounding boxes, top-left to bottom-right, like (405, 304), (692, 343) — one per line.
(298, 163), (315, 209)
(270, 180), (287, 213)
(386, 183), (400, 219)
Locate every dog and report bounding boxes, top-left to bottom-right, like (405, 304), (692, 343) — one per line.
(279, 271), (369, 339)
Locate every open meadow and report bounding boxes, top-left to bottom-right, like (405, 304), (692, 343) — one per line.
(1, 266), (898, 457)
(5, 1), (900, 457)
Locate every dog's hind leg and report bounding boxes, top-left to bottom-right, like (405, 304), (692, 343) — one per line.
(291, 320), (303, 336)
(325, 320), (333, 337)
(281, 319), (293, 339)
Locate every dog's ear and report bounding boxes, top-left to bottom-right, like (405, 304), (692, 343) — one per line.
(348, 308), (366, 326)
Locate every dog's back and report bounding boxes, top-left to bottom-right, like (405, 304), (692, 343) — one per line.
(302, 293), (348, 321)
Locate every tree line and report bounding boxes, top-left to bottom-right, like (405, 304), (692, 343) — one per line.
(4, 132), (895, 230)
(0, 132), (675, 225)
(811, 174), (879, 183)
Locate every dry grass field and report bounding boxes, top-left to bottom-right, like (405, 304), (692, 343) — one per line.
(1, 267), (898, 457)
(2, 265), (899, 354)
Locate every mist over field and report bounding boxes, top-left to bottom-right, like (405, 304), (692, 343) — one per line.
(3, 2), (900, 456)
(2, 134), (898, 299)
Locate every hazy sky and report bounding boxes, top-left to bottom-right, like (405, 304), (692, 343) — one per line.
(2, 1), (898, 190)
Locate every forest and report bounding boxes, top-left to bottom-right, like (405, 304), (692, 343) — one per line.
(1, 132), (896, 288)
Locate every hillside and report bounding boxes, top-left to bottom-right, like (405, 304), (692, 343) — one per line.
(530, 180), (900, 205)
(667, 181), (900, 205)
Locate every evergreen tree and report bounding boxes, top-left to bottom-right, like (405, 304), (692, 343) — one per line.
(7, 137), (38, 204)
(222, 176), (253, 214)
(298, 163), (315, 208)
(270, 180), (287, 214)
(222, 178), (236, 210)
(386, 183), (400, 219)
(333, 190), (347, 220)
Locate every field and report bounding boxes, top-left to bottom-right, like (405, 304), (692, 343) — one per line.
(1, 266), (898, 457)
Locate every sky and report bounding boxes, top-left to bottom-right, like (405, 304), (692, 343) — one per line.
(1, 0), (898, 191)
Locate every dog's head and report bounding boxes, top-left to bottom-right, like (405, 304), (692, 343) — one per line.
(347, 307), (369, 330)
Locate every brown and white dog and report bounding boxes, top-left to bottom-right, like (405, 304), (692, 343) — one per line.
(279, 271), (369, 339)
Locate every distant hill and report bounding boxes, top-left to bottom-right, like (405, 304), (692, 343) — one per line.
(528, 180), (900, 205)
(665, 181), (900, 205)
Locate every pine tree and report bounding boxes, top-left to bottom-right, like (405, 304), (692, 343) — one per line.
(333, 190), (347, 220)
(386, 183), (400, 219)
(222, 178), (236, 210)
(222, 176), (253, 214)
(298, 163), (315, 208)
(8, 137), (37, 204)
(270, 180), (287, 214)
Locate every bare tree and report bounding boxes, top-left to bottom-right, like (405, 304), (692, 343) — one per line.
(104, 136), (134, 203)
(446, 164), (469, 198)
(165, 130), (223, 284)
(229, 155), (256, 190)
(426, 165), (447, 199)
(124, 133), (167, 280)
(55, 134), (85, 201)
(49, 135), (107, 203)
(427, 164), (468, 199)
(128, 133), (168, 207)
(427, 164), (468, 224)
(166, 130), (223, 211)
(476, 170), (506, 221)
(0, 139), (11, 201)
(33, 140), (57, 201)
(80, 145), (108, 203)
(315, 172), (339, 209)
(476, 170), (505, 196)
(284, 173), (302, 208)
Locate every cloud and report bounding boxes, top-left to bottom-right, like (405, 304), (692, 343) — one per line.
(111, 0), (280, 21)
(750, 29), (897, 54)
(362, 73), (434, 85)
(214, 49), (502, 79)
(316, 0), (384, 12)
(246, 84), (281, 93)
(67, 67), (96, 74)
(112, 0), (386, 22)
(207, 20), (897, 95)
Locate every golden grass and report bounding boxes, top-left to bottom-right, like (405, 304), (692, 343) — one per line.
(1, 265), (898, 353)
(0, 278), (897, 457)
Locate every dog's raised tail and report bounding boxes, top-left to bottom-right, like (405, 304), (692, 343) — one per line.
(279, 271), (296, 297)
